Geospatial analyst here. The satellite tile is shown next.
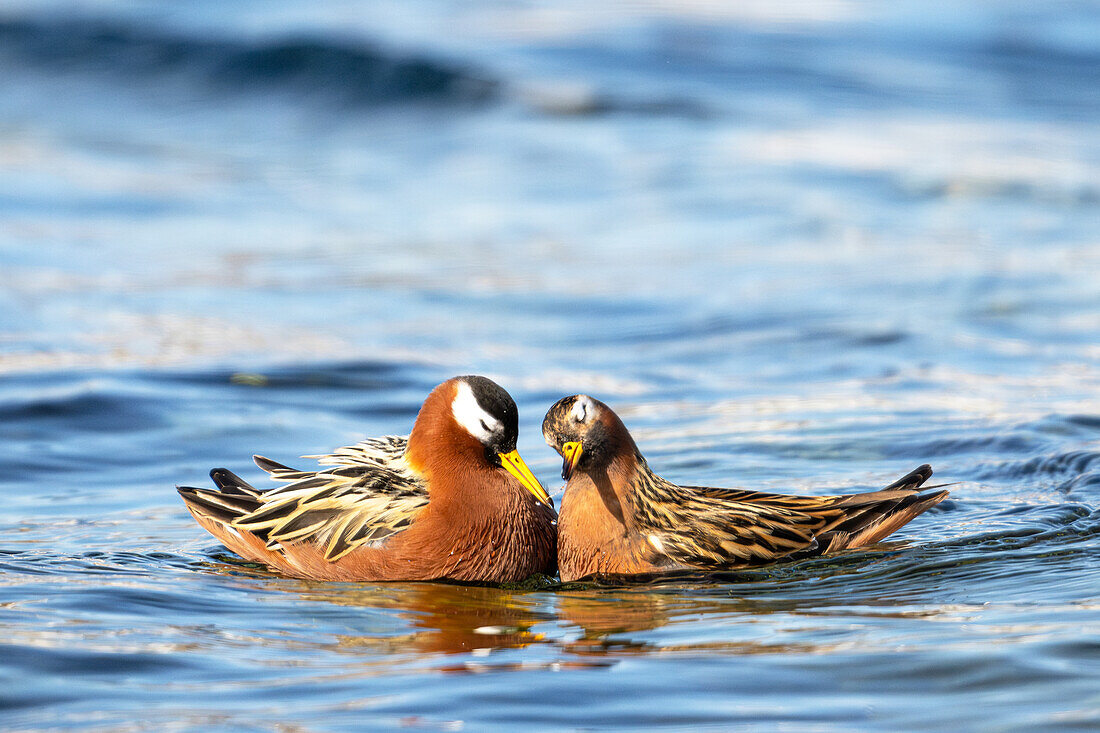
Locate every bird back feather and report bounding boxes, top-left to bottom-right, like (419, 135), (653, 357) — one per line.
(177, 435), (428, 563)
(634, 463), (947, 568)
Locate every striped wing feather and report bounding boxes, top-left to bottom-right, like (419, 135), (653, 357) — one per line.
(636, 464), (944, 567)
(185, 436), (428, 562)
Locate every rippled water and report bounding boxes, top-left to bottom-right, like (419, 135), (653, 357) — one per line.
(2, 2), (1100, 730)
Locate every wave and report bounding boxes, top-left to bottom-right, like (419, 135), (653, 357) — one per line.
(0, 384), (166, 434)
(974, 448), (1100, 482)
(0, 16), (497, 107)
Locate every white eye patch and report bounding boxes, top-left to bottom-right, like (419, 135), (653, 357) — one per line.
(570, 395), (596, 423)
(452, 380), (503, 444)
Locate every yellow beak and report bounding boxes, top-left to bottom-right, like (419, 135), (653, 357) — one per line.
(560, 441), (583, 480)
(499, 449), (554, 508)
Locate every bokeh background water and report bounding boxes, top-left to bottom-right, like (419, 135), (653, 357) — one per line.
(3, 1), (1100, 730)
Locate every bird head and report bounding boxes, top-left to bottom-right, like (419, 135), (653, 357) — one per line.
(542, 394), (633, 480)
(445, 375), (554, 508)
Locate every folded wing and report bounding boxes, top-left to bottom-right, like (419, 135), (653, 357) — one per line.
(178, 436), (429, 563)
(640, 464), (948, 567)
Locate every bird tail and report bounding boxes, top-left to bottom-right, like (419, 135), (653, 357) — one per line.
(177, 468), (286, 567)
(177, 468), (263, 524)
(814, 464), (949, 554)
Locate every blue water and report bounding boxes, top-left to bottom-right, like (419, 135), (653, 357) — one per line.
(2, 2), (1100, 730)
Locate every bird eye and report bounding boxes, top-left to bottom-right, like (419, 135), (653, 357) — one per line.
(480, 419), (491, 433)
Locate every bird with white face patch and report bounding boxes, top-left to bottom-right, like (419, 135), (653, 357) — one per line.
(543, 394), (949, 582)
(178, 376), (557, 582)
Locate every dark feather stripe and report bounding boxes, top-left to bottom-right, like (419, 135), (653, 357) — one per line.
(267, 476), (332, 493)
(234, 498), (302, 528)
(270, 509), (339, 539)
(209, 468), (250, 491)
(882, 464), (932, 491)
(323, 513), (358, 559)
(253, 455), (296, 474)
(179, 482), (263, 519)
(825, 501), (900, 535)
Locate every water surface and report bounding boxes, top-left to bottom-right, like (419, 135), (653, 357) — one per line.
(2, 2), (1099, 730)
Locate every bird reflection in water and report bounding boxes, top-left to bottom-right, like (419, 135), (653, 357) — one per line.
(202, 552), (929, 668)
(282, 580), (618, 674)
(557, 584), (838, 659)
(289, 582), (551, 655)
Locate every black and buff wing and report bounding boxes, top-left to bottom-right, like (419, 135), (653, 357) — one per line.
(634, 464), (947, 568)
(178, 436), (428, 562)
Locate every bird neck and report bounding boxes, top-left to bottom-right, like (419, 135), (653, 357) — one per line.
(566, 450), (644, 533)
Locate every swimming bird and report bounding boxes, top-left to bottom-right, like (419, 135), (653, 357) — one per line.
(542, 395), (949, 582)
(178, 376), (557, 583)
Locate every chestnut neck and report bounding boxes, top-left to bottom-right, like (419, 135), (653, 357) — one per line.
(570, 448), (642, 533)
(588, 409), (641, 476)
(406, 380), (496, 502)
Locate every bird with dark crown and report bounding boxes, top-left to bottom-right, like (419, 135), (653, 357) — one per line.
(179, 376), (557, 583)
(543, 394), (948, 582)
